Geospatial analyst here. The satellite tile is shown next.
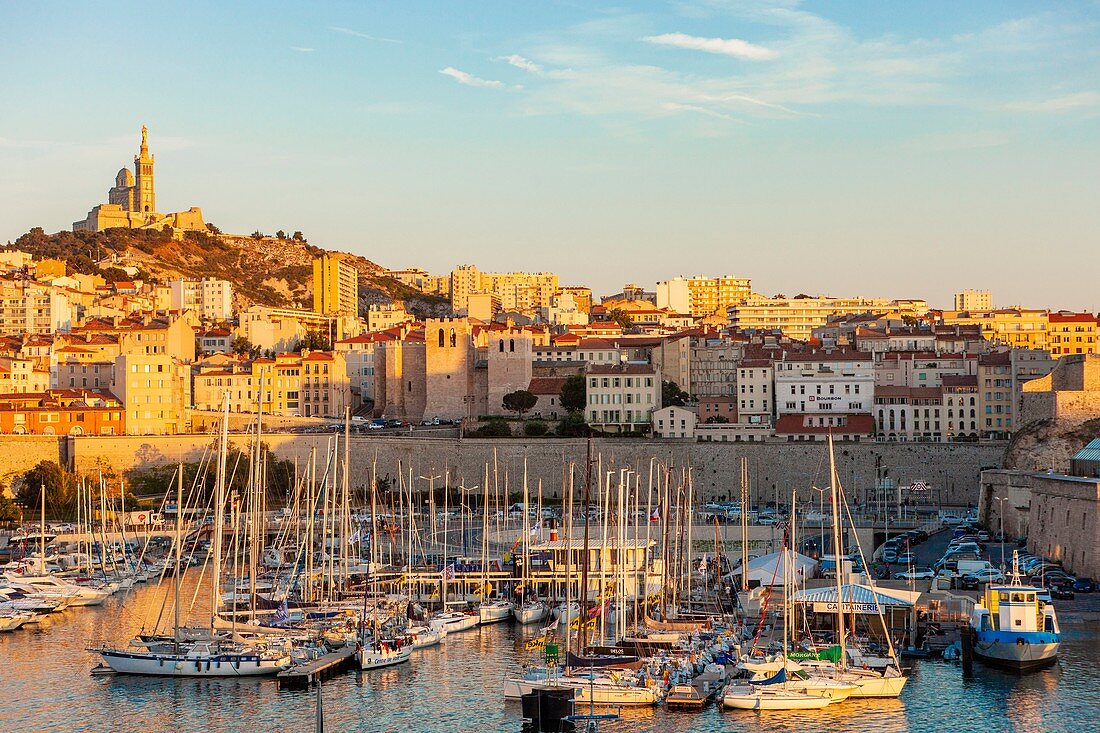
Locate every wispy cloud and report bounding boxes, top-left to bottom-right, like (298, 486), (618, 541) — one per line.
(290, 46), (314, 53)
(661, 102), (737, 121)
(328, 26), (401, 43)
(1007, 91), (1100, 112)
(643, 32), (777, 60)
(439, 67), (508, 89)
(499, 54), (544, 74)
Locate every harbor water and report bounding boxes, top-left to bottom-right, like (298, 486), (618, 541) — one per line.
(0, 580), (1097, 733)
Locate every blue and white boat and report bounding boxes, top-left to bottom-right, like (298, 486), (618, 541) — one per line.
(969, 552), (1060, 671)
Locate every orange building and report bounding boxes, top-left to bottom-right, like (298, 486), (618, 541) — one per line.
(0, 389), (125, 435)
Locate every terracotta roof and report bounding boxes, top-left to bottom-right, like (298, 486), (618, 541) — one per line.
(775, 414), (874, 435)
(528, 377), (568, 395)
(781, 348), (872, 362)
(1049, 312), (1098, 323)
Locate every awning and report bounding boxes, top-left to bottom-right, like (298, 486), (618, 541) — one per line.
(791, 583), (919, 613)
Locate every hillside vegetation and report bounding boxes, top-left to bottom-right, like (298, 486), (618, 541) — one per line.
(6, 227), (450, 318)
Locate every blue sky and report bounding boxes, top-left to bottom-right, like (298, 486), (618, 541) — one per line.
(1, 1), (1098, 310)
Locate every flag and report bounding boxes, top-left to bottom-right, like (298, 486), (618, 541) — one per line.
(699, 554), (708, 573)
(272, 599), (289, 625)
(650, 508), (660, 522)
(348, 529), (361, 545)
(442, 564), (455, 580)
(530, 521), (541, 535)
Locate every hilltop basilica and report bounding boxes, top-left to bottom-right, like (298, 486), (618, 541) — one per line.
(73, 126), (206, 233)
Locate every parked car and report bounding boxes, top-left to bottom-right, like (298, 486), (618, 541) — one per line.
(958, 575), (981, 590)
(368, 419), (386, 430)
(1050, 585), (1075, 601)
(896, 566), (935, 580)
(881, 548), (899, 563)
(976, 530), (991, 541)
(897, 551), (917, 566)
(1072, 577), (1096, 593)
(966, 568), (1005, 584)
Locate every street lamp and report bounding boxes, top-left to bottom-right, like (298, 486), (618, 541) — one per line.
(993, 496), (1009, 571)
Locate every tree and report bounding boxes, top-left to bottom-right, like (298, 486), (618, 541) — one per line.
(502, 390), (537, 416)
(705, 415), (730, 424)
(606, 308), (633, 330)
(559, 375), (586, 413)
(473, 419), (512, 438)
(16, 461), (78, 519)
(275, 230), (286, 240)
(524, 419), (549, 437)
(301, 330), (332, 351)
(556, 412), (589, 437)
(0, 493), (20, 523)
(662, 380), (689, 408)
(231, 336), (259, 358)
(292, 231), (305, 242)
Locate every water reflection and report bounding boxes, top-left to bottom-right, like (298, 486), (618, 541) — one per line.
(0, 580), (1095, 733)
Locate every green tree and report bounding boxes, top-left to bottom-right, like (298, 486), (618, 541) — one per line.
(705, 415), (730, 424)
(605, 308), (633, 330)
(16, 461), (78, 519)
(556, 412), (589, 437)
(231, 336), (260, 358)
(0, 493), (21, 523)
(473, 419), (512, 438)
(559, 374), (586, 413)
(502, 389), (537, 416)
(301, 330), (332, 351)
(524, 419), (549, 437)
(662, 380), (689, 408)
(292, 231), (305, 242)
(275, 230), (286, 240)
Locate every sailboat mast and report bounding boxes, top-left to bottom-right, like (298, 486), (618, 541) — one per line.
(211, 394), (230, 631)
(175, 462), (183, 652)
(828, 433), (846, 668)
(579, 438), (592, 650)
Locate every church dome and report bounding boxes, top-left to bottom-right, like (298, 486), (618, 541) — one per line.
(115, 168), (134, 188)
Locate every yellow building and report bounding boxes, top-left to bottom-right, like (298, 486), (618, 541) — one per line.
(449, 265), (559, 315)
(941, 308), (1050, 350)
(1048, 312), (1098, 357)
(193, 350), (351, 418)
(729, 296), (928, 341)
(73, 127), (206, 233)
(313, 253), (360, 316)
(112, 352), (191, 434)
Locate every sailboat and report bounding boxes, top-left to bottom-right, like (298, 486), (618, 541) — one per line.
(807, 434), (908, 698)
(94, 401), (291, 677)
(723, 505), (833, 711)
(514, 463), (549, 625)
(478, 470), (513, 625)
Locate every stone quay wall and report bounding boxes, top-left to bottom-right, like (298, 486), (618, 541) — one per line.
(63, 435), (1006, 506)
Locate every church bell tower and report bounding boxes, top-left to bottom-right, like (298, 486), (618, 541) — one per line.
(133, 125), (156, 214)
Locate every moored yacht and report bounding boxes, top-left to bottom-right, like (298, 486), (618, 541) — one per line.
(969, 552), (1060, 671)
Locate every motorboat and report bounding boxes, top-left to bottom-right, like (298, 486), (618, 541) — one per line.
(969, 551), (1060, 671)
(430, 609), (479, 634)
(405, 624), (445, 649)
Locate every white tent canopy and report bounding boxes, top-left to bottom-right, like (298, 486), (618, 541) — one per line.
(732, 551), (818, 587)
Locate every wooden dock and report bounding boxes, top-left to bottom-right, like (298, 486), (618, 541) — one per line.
(277, 645), (357, 690)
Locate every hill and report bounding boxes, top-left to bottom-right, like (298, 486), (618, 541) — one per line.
(6, 227), (451, 318)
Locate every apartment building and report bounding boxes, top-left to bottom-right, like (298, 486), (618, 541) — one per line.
(875, 352), (978, 388)
(169, 278), (234, 320)
(735, 358), (774, 425)
(112, 352), (191, 434)
(449, 265), (559, 315)
(730, 296), (927, 341)
(656, 275), (752, 318)
(775, 349), (874, 425)
(0, 356), (51, 394)
(953, 290), (992, 311)
(585, 363), (660, 433)
(941, 308), (1049, 350)
(299, 351), (352, 418)
(942, 375), (980, 438)
(1048, 312), (1098, 357)
(313, 253), (360, 316)
(0, 389), (124, 436)
(0, 278), (73, 335)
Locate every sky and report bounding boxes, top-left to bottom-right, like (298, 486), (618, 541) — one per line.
(1, 1), (1098, 311)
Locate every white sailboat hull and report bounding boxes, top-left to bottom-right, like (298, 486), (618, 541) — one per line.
(479, 601), (514, 625)
(722, 685), (833, 710)
(514, 602), (549, 625)
(519, 679), (657, 706)
(98, 649), (289, 677)
(431, 612), (479, 633)
(358, 646), (412, 670)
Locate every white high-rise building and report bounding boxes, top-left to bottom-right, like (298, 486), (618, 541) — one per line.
(953, 290), (992, 311)
(169, 278), (233, 320)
